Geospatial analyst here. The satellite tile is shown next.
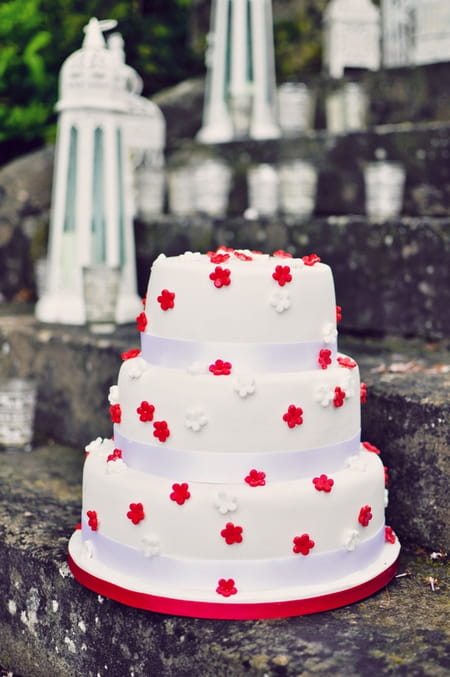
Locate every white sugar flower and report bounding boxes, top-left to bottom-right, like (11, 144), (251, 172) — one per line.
(322, 322), (338, 345)
(214, 491), (238, 515)
(106, 457), (127, 474)
(187, 361), (208, 376)
(141, 534), (160, 558)
(127, 356), (149, 379)
(344, 529), (360, 551)
(85, 437), (104, 453)
(269, 289), (291, 313)
(341, 372), (356, 399)
(185, 407), (208, 432)
(233, 373), (256, 398)
(346, 454), (367, 472)
(384, 488), (389, 508)
(314, 384), (334, 407)
(182, 251), (201, 260)
(108, 385), (119, 405)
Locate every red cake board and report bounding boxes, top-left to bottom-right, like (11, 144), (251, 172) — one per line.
(67, 553), (399, 620)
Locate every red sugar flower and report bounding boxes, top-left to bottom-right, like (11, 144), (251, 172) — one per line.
(384, 466), (389, 487)
(153, 420), (170, 442)
(208, 251), (230, 264)
(385, 526), (396, 544)
(336, 305), (343, 323)
(283, 404), (304, 428)
(86, 510), (98, 531)
(170, 482), (191, 505)
(318, 348), (332, 370)
(209, 359), (232, 375)
(273, 249), (292, 258)
(220, 522), (243, 545)
(245, 469), (266, 487)
(337, 356), (357, 369)
(157, 289), (175, 310)
(302, 253), (321, 266)
(293, 533), (315, 555)
(313, 474), (334, 493)
(107, 448), (122, 462)
(362, 441), (381, 455)
(272, 264), (292, 287)
(127, 502), (145, 525)
(209, 266), (231, 288)
(216, 578), (237, 597)
(136, 400), (155, 422)
(136, 312), (148, 332)
(360, 382), (367, 403)
(333, 387), (346, 408)
(358, 505), (373, 527)
(233, 251), (253, 261)
(121, 348), (141, 360)
(109, 403), (122, 423)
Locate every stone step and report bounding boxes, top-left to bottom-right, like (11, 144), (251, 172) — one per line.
(0, 434), (449, 676)
(0, 312), (448, 552)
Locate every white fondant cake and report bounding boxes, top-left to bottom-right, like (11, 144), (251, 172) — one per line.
(68, 248), (400, 618)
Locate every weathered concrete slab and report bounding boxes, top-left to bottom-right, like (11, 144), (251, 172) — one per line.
(0, 443), (449, 677)
(0, 312), (448, 551)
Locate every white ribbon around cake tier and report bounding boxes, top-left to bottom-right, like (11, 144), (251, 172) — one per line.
(140, 333), (337, 373)
(113, 427), (360, 483)
(80, 522), (386, 592)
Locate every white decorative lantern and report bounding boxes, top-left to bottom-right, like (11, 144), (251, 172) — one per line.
(277, 83), (315, 135)
(278, 160), (318, 220)
(247, 164), (279, 216)
(323, 0), (381, 79)
(364, 151), (406, 219)
(326, 81), (368, 134)
(414, 0), (450, 65)
(197, 0), (280, 143)
(36, 18), (165, 326)
(381, 0), (415, 67)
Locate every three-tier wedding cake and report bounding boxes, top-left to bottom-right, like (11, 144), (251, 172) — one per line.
(68, 248), (400, 619)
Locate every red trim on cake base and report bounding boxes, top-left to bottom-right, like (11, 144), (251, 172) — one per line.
(67, 552), (399, 620)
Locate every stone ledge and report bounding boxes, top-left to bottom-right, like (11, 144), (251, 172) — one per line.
(0, 444), (449, 677)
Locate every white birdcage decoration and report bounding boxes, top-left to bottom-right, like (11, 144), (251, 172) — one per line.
(197, 0), (280, 143)
(36, 18), (165, 326)
(414, 0), (450, 66)
(323, 0), (381, 79)
(381, 0), (416, 67)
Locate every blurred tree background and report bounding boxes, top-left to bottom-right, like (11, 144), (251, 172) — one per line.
(0, 0), (329, 167)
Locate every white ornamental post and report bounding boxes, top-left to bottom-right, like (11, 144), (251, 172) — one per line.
(36, 18), (149, 326)
(323, 0), (381, 79)
(197, 0), (280, 143)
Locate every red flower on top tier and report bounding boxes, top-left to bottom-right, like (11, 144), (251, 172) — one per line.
(208, 251), (230, 264)
(221, 522), (243, 545)
(170, 482), (191, 505)
(209, 359), (232, 375)
(384, 466), (389, 487)
(121, 348), (141, 360)
(107, 448), (122, 462)
(109, 403), (121, 423)
(209, 266), (231, 288)
(272, 265), (292, 287)
(137, 401), (155, 422)
(273, 249), (292, 258)
(293, 533), (315, 555)
(360, 382), (367, 403)
(302, 253), (321, 266)
(216, 578), (237, 597)
(358, 505), (373, 527)
(136, 312), (147, 332)
(385, 526), (396, 544)
(86, 510), (98, 531)
(318, 349), (332, 370)
(313, 474), (334, 493)
(336, 305), (343, 323)
(333, 387), (346, 408)
(153, 420), (170, 442)
(245, 469), (266, 487)
(127, 502), (145, 525)
(362, 441), (381, 455)
(283, 404), (303, 428)
(337, 356), (357, 369)
(233, 250), (253, 261)
(157, 289), (175, 310)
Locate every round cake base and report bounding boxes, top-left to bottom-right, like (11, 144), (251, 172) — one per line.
(68, 531), (400, 619)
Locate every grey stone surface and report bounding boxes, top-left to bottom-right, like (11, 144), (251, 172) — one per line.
(0, 312), (448, 551)
(0, 443), (449, 677)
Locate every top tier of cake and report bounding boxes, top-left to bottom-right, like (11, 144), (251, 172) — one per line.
(144, 249), (337, 346)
